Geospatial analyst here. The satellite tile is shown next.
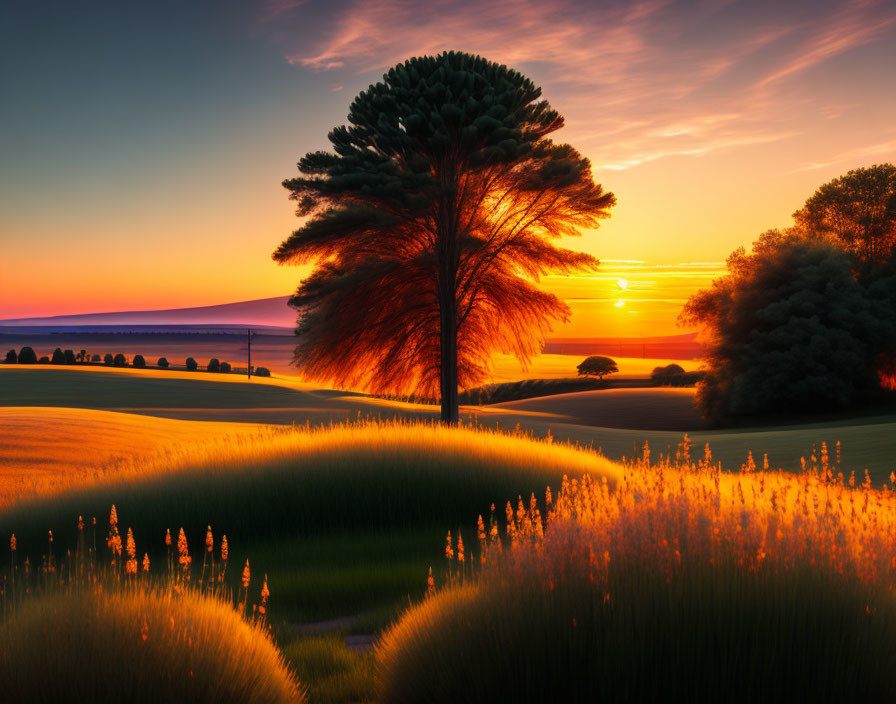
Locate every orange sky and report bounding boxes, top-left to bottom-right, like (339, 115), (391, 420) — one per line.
(1, 0), (894, 336)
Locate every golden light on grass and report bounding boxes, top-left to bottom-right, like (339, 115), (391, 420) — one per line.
(377, 443), (896, 701)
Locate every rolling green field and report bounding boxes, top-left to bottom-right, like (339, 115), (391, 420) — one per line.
(3, 366), (896, 482)
(3, 366), (896, 702)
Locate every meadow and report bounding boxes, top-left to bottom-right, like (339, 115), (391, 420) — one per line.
(3, 366), (896, 701)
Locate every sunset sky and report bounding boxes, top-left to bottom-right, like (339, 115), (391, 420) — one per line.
(2, 0), (895, 336)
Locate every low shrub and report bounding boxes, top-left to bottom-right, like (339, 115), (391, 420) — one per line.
(186, 357), (198, 371)
(113, 353), (128, 368)
(91, 354), (101, 363)
(0, 589), (303, 703)
(17, 347), (37, 364)
(103, 353), (114, 365)
(132, 354), (146, 369)
(63, 349), (76, 364)
(5, 349), (16, 363)
(207, 358), (221, 373)
(51, 348), (65, 365)
(157, 357), (169, 369)
(254, 367), (271, 377)
(38, 356), (50, 364)
(220, 361), (232, 374)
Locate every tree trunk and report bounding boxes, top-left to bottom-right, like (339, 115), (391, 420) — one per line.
(438, 262), (460, 425)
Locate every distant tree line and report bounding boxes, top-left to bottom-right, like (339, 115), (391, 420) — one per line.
(3, 347), (270, 377)
(682, 163), (896, 424)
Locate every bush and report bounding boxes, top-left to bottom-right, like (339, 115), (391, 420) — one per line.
(63, 349), (76, 364)
(157, 357), (169, 369)
(5, 349), (16, 364)
(18, 347), (37, 364)
(220, 361), (232, 374)
(103, 353), (114, 365)
(254, 367), (271, 377)
(0, 589), (303, 703)
(681, 232), (893, 423)
(51, 348), (65, 365)
(186, 357), (198, 371)
(576, 355), (618, 380)
(38, 356), (50, 364)
(91, 354), (101, 362)
(112, 353), (128, 368)
(132, 355), (146, 369)
(650, 363), (691, 386)
(207, 358), (221, 373)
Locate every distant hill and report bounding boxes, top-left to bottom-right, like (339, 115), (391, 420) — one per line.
(0, 296), (294, 328)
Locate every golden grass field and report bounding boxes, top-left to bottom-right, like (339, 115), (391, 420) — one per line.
(2, 365), (896, 702)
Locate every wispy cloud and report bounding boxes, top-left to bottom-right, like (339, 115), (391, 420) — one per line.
(261, 0), (896, 172)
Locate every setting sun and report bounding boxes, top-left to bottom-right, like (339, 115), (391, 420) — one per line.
(617, 278), (629, 290)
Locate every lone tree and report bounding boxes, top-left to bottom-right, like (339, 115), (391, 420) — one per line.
(133, 354), (146, 369)
(275, 51), (614, 423)
(576, 355), (618, 380)
(5, 349), (16, 364)
(794, 163), (896, 272)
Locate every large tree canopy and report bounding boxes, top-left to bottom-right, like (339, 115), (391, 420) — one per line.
(275, 51), (614, 422)
(794, 163), (896, 271)
(680, 231), (893, 424)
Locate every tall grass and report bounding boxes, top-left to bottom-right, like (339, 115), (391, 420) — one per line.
(377, 443), (896, 702)
(0, 588), (303, 703)
(0, 421), (621, 554)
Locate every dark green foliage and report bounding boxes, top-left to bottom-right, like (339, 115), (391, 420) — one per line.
(63, 349), (76, 365)
(112, 353), (127, 368)
(18, 347), (37, 364)
(103, 354), (114, 365)
(76, 350), (87, 363)
(576, 355), (618, 380)
(157, 357), (169, 369)
(207, 358), (220, 373)
(220, 361), (231, 374)
(794, 163), (896, 271)
(275, 51), (614, 424)
(460, 377), (602, 405)
(254, 367), (271, 377)
(650, 364), (701, 387)
(5, 349), (16, 364)
(51, 348), (65, 365)
(681, 232), (895, 423)
(185, 357), (198, 371)
(132, 355), (146, 369)
(91, 354), (101, 363)
(38, 356), (49, 364)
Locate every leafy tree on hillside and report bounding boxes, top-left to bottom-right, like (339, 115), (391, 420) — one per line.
(133, 355), (146, 369)
(794, 164), (896, 272)
(112, 353), (128, 368)
(220, 361), (232, 374)
(274, 51), (615, 423)
(157, 357), (169, 369)
(76, 350), (87, 363)
(103, 354), (114, 365)
(18, 347), (37, 364)
(207, 358), (220, 373)
(51, 348), (65, 365)
(681, 231), (894, 423)
(576, 356), (618, 380)
(91, 354), (101, 362)
(63, 349), (76, 365)
(186, 357), (198, 371)
(5, 349), (16, 364)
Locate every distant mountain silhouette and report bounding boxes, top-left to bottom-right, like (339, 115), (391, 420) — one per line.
(0, 296), (295, 328)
